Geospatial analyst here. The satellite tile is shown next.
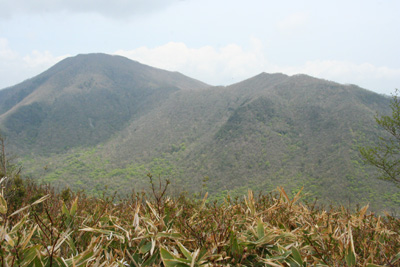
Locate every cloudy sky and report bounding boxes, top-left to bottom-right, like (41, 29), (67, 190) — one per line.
(0, 0), (399, 95)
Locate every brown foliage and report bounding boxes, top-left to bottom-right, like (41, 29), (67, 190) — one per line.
(0, 180), (399, 266)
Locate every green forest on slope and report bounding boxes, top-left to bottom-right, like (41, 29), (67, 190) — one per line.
(0, 54), (399, 213)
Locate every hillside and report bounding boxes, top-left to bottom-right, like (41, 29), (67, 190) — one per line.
(0, 53), (398, 212)
(0, 53), (209, 153)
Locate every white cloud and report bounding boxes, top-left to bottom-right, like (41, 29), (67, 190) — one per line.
(0, 38), (18, 59)
(0, 40), (68, 89)
(23, 50), (68, 68)
(114, 41), (400, 94)
(278, 60), (400, 94)
(0, 39), (399, 95)
(114, 38), (268, 85)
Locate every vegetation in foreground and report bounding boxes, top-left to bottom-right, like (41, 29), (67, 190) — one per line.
(0, 175), (399, 266)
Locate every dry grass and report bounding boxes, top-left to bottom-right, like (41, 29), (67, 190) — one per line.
(0, 179), (399, 266)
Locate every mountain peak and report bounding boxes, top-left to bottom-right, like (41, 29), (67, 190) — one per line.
(0, 53), (210, 152)
(0, 54), (397, 211)
(0, 53), (210, 111)
(26, 53), (209, 92)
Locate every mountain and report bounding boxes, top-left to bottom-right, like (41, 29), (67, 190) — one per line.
(0, 53), (208, 153)
(0, 53), (398, 212)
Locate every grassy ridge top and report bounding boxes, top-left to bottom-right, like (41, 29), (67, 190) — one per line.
(0, 176), (399, 266)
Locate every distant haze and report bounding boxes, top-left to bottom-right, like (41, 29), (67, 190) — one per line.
(0, 0), (399, 94)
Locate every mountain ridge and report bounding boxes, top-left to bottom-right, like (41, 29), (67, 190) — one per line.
(0, 53), (210, 153)
(0, 53), (397, 212)
(0, 53), (209, 111)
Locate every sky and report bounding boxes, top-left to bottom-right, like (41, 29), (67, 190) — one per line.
(0, 0), (399, 95)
